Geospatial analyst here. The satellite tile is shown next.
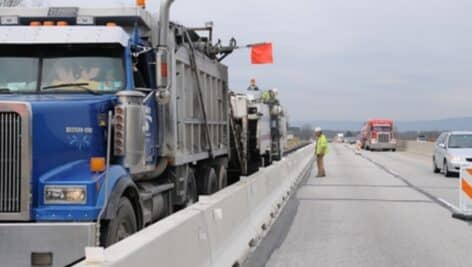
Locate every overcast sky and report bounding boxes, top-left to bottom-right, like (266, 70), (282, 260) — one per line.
(39, 0), (472, 122)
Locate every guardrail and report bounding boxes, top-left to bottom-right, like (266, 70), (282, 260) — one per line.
(76, 145), (314, 267)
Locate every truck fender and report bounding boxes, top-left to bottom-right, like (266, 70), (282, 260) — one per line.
(102, 176), (144, 230)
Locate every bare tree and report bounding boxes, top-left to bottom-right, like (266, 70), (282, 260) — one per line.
(0, 0), (23, 7)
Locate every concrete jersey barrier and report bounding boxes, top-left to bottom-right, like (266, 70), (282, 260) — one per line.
(75, 145), (315, 267)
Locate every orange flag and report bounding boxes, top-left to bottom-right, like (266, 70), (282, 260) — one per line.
(251, 43), (273, 64)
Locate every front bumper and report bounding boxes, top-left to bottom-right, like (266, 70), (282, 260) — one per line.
(369, 143), (396, 150)
(449, 162), (463, 173)
(0, 222), (96, 267)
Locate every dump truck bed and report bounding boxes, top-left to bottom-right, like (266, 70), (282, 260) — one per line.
(161, 43), (229, 165)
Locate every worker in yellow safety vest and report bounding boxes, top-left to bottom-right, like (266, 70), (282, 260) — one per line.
(314, 127), (328, 177)
(261, 88), (279, 105)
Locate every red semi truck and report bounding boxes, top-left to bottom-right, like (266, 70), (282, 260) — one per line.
(360, 119), (397, 151)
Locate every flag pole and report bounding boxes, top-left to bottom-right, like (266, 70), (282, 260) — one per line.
(237, 42), (271, 49)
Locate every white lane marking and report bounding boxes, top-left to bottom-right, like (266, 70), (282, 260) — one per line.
(437, 198), (461, 213)
(359, 151), (458, 213)
(388, 169), (401, 177)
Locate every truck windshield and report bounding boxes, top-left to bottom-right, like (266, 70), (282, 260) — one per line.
(0, 44), (125, 94)
(448, 134), (472, 148)
(373, 126), (391, 132)
(0, 57), (39, 92)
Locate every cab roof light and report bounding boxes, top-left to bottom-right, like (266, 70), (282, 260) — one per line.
(76, 16), (95, 25)
(56, 21), (68, 26)
(1, 16), (19, 25)
(43, 21), (54, 26)
(29, 21), (41, 27)
(137, 0), (146, 8)
(106, 22), (117, 27)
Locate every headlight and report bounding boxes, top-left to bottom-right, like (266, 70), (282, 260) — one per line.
(44, 186), (87, 204)
(0, 16), (19, 25)
(450, 156), (463, 165)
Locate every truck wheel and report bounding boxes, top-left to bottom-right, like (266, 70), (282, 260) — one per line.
(101, 197), (137, 247)
(247, 160), (259, 175)
(197, 166), (218, 195)
(263, 152), (272, 167)
(216, 165), (228, 190)
(183, 170), (198, 208)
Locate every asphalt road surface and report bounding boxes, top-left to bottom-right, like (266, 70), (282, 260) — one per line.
(245, 143), (472, 267)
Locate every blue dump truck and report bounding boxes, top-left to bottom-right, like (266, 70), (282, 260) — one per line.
(0, 1), (288, 266)
(0, 1), (250, 265)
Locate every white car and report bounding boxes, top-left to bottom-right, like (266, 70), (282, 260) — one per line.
(433, 131), (472, 177)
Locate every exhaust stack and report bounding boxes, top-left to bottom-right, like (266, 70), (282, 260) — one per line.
(158, 0), (175, 47)
(156, 0), (174, 91)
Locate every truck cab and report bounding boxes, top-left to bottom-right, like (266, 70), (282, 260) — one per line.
(361, 119), (397, 151)
(0, 7), (160, 266)
(0, 3), (233, 266)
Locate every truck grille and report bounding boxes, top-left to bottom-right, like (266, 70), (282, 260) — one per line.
(0, 102), (31, 221)
(378, 133), (390, 143)
(0, 112), (22, 213)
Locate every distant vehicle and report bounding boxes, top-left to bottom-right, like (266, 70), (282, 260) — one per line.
(360, 119), (397, 151)
(417, 134), (427, 142)
(345, 137), (357, 144)
(433, 131), (472, 176)
(335, 133), (344, 143)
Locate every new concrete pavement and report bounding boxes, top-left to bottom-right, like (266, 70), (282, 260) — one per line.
(246, 143), (472, 267)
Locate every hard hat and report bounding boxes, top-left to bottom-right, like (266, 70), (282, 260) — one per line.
(272, 88), (278, 95)
(315, 127), (322, 132)
(248, 78), (259, 91)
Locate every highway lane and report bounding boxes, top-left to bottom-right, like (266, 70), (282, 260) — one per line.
(246, 143), (472, 267)
(362, 147), (460, 208)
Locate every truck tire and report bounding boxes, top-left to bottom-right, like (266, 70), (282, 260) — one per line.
(101, 197), (137, 247)
(181, 169), (198, 208)
(263, 152), (272, 167)
(197, 166), (218, 195)
(216, 165), (228, 190)
(273, 146), (282, 161)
